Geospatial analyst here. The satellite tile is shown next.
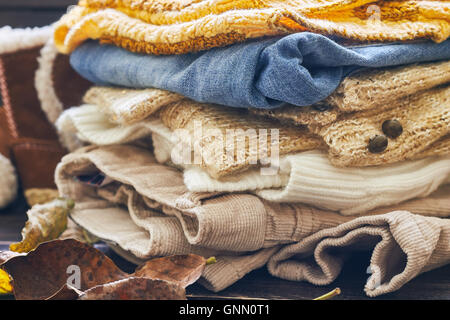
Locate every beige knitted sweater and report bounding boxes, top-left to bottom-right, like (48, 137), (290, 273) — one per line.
(55, 59), (450, 177)
(56, 104), (450, 215)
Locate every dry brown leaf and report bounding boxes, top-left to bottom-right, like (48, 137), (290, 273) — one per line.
(0, 251), (24, 264)
(0, 252), (25, 296)
(1, 239), (207, 300)
(24, 188), (60, 207)
(46, 284), (83, 300)
(2, 239), (128, 300)
(10, 198), (74, 253)
(134, 254), (206, 288)
(79, 278), (186, 300)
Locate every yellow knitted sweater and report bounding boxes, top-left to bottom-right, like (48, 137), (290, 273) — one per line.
(54, 0), (450, 55)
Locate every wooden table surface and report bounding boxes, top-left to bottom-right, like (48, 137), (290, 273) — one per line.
(1, 193), (449, 300)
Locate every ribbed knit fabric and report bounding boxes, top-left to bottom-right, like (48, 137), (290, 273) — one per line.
(54, 107), (86, 151)
(55, 104), (450, 215)
(54, 144), (450, 295)
(188, 152), (450, 215)
(56, 104), (166, 146)
(268, 211), (450, 297)
(83, 86), (183, 124)
(54, 1), (450, 55)
(367, 185), (450, 218)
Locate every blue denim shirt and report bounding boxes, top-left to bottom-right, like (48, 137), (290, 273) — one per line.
(71, 33), (450, 109)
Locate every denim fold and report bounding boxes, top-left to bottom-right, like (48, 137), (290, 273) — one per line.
(70, 33), (450, 109)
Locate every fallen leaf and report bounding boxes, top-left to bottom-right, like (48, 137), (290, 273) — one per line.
(9, 198), (74, 253)
(2, 239), (127, 300)
(0, 251), (23, 296)
(79, 278), (186, 300)
(134, 254), (206, 288)
(1, 239), (207, 300)
(24, 188), (60, 207)
(46, 284), (83, 300)
(0, 270), (12, 295)
(0, 251), (24, 264)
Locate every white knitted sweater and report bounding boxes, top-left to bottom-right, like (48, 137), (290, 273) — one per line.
(56, 104), (450, 215)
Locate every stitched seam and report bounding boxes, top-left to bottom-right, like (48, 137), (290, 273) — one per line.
(12, 142), (65, 153)
(0, 59), (19, 139)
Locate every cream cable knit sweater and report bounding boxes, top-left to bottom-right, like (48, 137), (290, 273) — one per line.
(56, 104), (450, 215)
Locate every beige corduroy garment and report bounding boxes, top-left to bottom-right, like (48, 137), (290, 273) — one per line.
(55, 103), (450, 215)
(54, 144), (450, 296)
(268, 211), (450, 297)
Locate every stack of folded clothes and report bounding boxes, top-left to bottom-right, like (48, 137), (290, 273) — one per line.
(43, 0), (450, 297)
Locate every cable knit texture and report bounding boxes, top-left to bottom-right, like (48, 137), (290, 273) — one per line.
(159, 101), (324, 178)
(83, 86), (183, 124)
(252, 60), (450, 128)
(54, 144), (450, 295)
(55, 104), (450, 215)
(54, 0), (450, 54)
(319, 85), (450, 167)
(325, 60), (450, 113)
(56, 81), (449, 176)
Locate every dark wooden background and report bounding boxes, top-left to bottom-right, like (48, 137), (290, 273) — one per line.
(0, 1), (75, 27)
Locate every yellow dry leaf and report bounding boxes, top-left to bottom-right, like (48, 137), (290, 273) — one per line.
(10, 198), (75, 253)
(0, 269), (12, 295)
(24, 188), (60, 207)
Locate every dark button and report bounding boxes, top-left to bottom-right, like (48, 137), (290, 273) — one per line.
(382, 119), (403, 139)
(368, 135), (388, 153)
